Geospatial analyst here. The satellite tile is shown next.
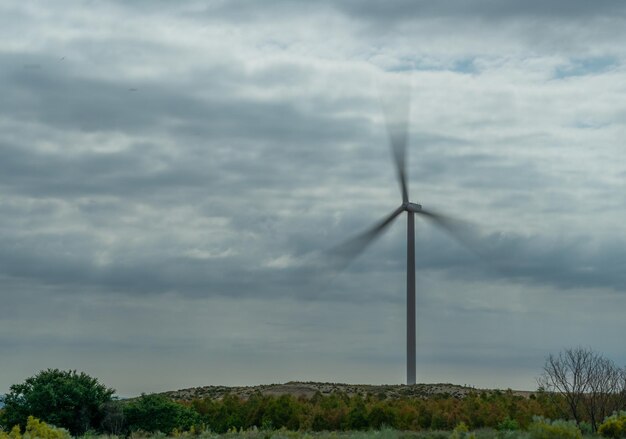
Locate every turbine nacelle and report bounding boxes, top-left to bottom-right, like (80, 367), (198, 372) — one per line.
(403, 202), (422, 213)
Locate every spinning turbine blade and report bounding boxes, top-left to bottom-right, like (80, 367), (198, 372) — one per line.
(417, 208), (483, 258)
(387, 116), (409, 203)
(381, 81), (411, 203)
(329, 206), (405, 268)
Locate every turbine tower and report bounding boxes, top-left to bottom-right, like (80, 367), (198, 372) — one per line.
(331, 86), (473, 385)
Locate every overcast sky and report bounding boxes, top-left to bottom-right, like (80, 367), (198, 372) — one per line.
(2, 0), (626, 397)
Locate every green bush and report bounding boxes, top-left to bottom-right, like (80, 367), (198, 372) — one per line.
(599, 412), (626, 439)
(528, 417), (582, 439)
(497, 418), (520, 431)
(577, 422), (592, 436)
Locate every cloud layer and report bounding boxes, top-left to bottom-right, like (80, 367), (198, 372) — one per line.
(2, 0), (626, 395)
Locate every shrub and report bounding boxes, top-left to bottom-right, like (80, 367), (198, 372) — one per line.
(24, 416), (71, 439)
(577, 422), (592, 436)
(528, 417), (582, 439)
(599, 412), (626, 439)
(450, 422), (471, 439)
(0, 416), (70, 439)
(0, 426), (21, 439)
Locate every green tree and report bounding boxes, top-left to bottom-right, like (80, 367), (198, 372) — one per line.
(203, 394), (245, 433)
(241, 393), (267, 429)
(262, 395), (301, 430)
(123, 394), (200, 434)
(100, 401), (125, 435)
(346, 396), (368, 430)
(0, 369), (114, 435)
(367, 403), (396, 429)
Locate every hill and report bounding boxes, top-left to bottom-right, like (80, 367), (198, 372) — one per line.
(161, 381), (533, 401)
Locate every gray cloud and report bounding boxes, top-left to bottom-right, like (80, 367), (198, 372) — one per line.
(332, 0), (626, 21)
(2, 0), (626, 395)
(196, 0), (626, 23)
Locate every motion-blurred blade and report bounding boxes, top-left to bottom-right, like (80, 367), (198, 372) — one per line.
(417, 208), (484, 258)
(329, 206), (405, 269)
(381, 80), (411, 203)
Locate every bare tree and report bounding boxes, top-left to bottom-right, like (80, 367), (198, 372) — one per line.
(584, 356), (624, 431)
(538, 347), (626, 431)
(538, 347), (595, 425)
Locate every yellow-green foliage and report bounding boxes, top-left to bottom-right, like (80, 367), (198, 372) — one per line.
(599, 412), (626, 439)
(454, 422), (469, 433)
(528, 417), (582, 439)
(25, 416), (71, 439)
(0, 425), (22, 439)
(0, 417), (70, 439)
(449, 422), (476, 439)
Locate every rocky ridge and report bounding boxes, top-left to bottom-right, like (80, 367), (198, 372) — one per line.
(161, 382), (533, 402)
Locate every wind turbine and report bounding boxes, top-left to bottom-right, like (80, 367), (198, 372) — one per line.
(330, 86), (475, 386)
